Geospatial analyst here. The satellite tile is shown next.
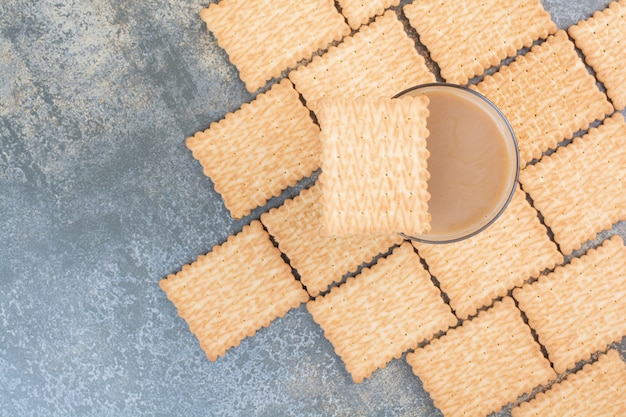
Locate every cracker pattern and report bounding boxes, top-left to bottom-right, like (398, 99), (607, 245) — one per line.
(511, 349), (626, 417)
(519, 113), (626, 255)
(260, 184), (403, 297)
(472, 30), (613, 167)
(404, 0), (556, 85)
(200, 0), (349, 92)
(338, 0), (400, 29)
(406, 297), (556, 417)
(307, 243), (457, 383)
(288, 10), (436, 114)
(513, 235), (626, 374)
(159, 221), (309, 361)
(186, 79), (320, 219)
(413, 186), (563, 319)
(569, 0), (626, 111)
(317, 96), (431, 236)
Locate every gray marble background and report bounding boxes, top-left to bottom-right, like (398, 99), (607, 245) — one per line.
(1, 1), (624, 416)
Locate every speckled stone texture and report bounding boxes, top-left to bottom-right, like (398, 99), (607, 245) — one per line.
(0, 1), (624, 416)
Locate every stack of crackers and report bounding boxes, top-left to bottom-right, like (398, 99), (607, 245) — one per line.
(160, 0), (626, 415)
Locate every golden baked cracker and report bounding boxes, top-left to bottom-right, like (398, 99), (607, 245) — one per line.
(472, 30), (613, 167)
(519, 113), (626, 255)
(413, 186), (563, 319)
(569, 0), (626, 111)
(511, 349), (626, 417)
(159, 220), (309, 361)
(186, 79), (320, 219)
(200, 0), (349, 92)
(404, 0), (556, 85)
(406, 297), (556, 417)
(260, 184), (403, 297)
(317, 96), (431, 236)
(307, 242), (457, 383)
(288, 10), (436, 114)
(513, 235), (626, 374)
(338, 0), (400, 29)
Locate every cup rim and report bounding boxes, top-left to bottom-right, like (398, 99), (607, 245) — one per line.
(393, 82), (520, 245)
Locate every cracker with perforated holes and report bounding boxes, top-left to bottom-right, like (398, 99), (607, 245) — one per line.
(404, 0), (556, 85)
(337, 0), (400, 29)
(288, 10), (436, 114)
(307, 242), (457, 383)
(406, 297), (556, 417)
(519, 113), (626, 255)
(569, 0), (626, 111)
(260, 184), (403, 297)
(513, 235), (626, 374)
(186, 79), (320, 219)
(200, 0), (349, 92)
(471, 30), (613, 167)
(159, 220), (309, 361)
(413, 186), (563, 319)
(511, 349), (626, 417)
(317, 95), (431, 236)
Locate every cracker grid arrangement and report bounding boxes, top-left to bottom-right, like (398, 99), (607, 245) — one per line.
(569, 0), (626, 111)
(186, 79), (320, 219)
(404, 0), (556, 85)
(511, 349), (626, 417)
(159, 221), (309, 361)
(472, 30), (613, 167)
(406, 297), (556, 417)
(414, 186), (563, 319)
(200, 0), (350, 92)
(307, 243), (457, 383)
(513, 235), (626, 374)
(519, 113), (626, 255)
(260, 184), (403, 297)
(288, 10), (436, 114)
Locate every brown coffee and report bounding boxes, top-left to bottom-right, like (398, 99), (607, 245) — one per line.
(398, 84), (518, 242)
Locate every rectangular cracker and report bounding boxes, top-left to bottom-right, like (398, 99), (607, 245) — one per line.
(519, 113), (626, 255)
(413, 186), (563, 319)
(200, 0), (349, 92)
(471, 30), (613, 167)
(406, 297), (556, 417)
(512, 349), (626, 417)
(569, 0), (626, 111)
(317, 96), (431, 236)
(186, 79), (320, 219)
(513, 235), (626, 374)
(338, 0), (400, 29)
(404, 0), (556, 85)
(307, 242), (457, 383)
(260, 184), (403, 297)
(159, 220), (309, 361)
(288, 10), (436, 114)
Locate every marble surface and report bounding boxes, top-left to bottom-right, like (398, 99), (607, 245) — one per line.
(1, 1), (625, 416)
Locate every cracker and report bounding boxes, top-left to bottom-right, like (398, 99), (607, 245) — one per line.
(288, 10), (436, 114)
(186, 79), (320, 219)
(317, 96), (431, 236)
(513, 235), (626, 374)
(569, 0), (626, 111)
(519, 113), (626, 255)
(200, 0), (349, 92)
(413, 186), (563, 319)
(511, 349), (626, 417)
(406, 297), (555, 417)
(404, 0), (556, 85)
(260, 184), (403, 297)
(159, 220), (309, 361)
(472, 30), (613, 167)
(307, 242), (457, 383)
(338, 0), (400, 29)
